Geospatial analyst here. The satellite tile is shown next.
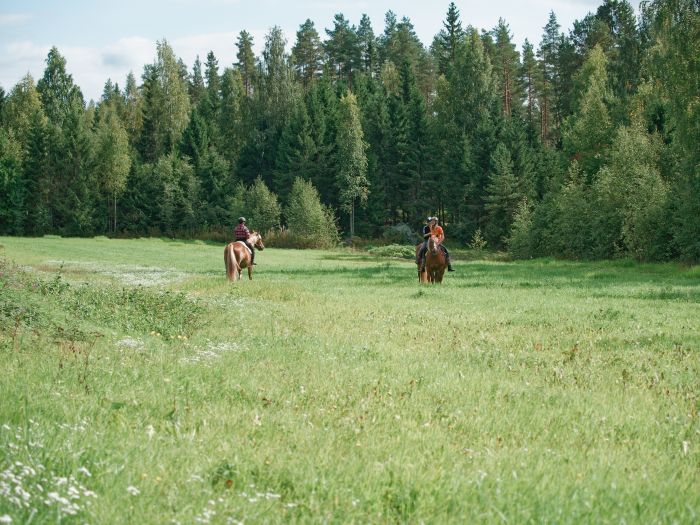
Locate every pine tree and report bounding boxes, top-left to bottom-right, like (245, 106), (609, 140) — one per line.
(491, 18), (521, 117)
(291, 19), (323, 88)
(235, 30), (257, 97)
(325, 14), (361, 84)
(336, 91), (369, 237)
(537, 12), (561, 144)
(356, 14), (378, 75)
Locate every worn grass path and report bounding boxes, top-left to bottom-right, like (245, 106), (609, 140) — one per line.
(1, 236), (699, 523)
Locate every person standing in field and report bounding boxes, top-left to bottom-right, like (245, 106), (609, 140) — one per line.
(234, 217), (256, 265)
(417, 216), (455, 273)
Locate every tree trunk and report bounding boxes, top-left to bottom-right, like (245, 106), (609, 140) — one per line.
(350, 200), (355, 237)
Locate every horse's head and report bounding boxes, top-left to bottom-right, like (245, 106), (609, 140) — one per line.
(428, 234), (440, 254)
(249, 231), (265, 250)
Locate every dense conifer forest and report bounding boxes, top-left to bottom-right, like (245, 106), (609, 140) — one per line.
(0, 0), (698, 261)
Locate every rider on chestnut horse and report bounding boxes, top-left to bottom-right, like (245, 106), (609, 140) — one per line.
(234, 217), (256, 265)
(417, 216), (455, 273)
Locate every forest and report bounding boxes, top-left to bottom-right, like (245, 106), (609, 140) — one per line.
(0, 0), (698, 261)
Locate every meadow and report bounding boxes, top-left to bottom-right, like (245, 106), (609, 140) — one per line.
(1, 236), (699, 524)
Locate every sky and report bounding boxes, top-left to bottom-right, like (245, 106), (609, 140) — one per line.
(0, 0), (628, 102)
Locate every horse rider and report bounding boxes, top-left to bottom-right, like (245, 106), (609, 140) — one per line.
(234, 217), (256, 265)
(417, 216), (455, 273)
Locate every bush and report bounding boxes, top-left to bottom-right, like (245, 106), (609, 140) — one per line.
(367, 244), (416, 259)
(285, 178), (339, 248)
(246, 177), (281, 233)
(507, 199), (534, 259)
(382, 223), (420, 245)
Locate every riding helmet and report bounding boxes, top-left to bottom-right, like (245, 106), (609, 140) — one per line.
(238, 217), (246, 223)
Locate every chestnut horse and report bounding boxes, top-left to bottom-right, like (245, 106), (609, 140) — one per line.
(416, 234), (447, 284)
(224, 232), (265, 281)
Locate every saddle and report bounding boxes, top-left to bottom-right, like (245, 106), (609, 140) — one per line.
(235, 240), (252, 256)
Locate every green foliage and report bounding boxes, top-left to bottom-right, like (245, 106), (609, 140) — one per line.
(284, 178), (339, 247)
(484, 143), (521, 247)
(367, 244), (415, 259)
(336, 90), (369, 236)
(382, 223), (420, 245)
(593, 121), (669, 261)
(507, 198), (535, 258)
(562, 45), (614, 177)
(469, 228), (488, 250)
(246, 177), (282, 233)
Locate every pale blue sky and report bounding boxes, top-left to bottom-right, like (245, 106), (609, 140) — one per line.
(0, 0), (627, 101)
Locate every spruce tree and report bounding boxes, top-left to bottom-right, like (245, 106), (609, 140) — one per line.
(190, 56), (206, 106)
(562, 45), (614, 178)
(433, 2), (464, 76)
(219, 68), (245, 169)
(484, 142), (521, 246)
(520, 40), (539, 135)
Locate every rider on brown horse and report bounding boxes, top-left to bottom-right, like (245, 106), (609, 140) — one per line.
(417, 216), (455, 273)
(234, 217), (256, 265)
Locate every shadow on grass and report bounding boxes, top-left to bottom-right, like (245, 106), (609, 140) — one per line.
(258, 258), (700, 298)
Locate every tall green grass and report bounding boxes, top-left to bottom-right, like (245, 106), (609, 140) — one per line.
(1, 236), (699, 523)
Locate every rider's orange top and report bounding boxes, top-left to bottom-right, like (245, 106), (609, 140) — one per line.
(431, 225), (444, 244)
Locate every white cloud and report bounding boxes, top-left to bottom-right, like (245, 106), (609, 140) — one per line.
(0, 13), (32, 26)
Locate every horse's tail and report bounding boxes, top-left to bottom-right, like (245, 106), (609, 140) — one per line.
(225, 243), (240, 281)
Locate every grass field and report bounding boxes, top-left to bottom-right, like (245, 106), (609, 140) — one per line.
(1, 236), (699, 524)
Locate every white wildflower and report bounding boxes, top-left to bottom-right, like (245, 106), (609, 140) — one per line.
(77, 467), (91, 477)
(117, 337), (144, 350)
(126, 485), (140, 496)
(0, 515), (12, 523)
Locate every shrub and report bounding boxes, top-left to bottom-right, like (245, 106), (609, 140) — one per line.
(367, 244), (415, 259)
(507, 199), (534, 259)
(246, 177), (281, 233)
(382, 223), (420, 245)
(285, 178), (339, 248)
(469, 228), (488, 251)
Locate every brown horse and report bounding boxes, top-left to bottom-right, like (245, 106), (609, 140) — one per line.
(416, 234), (447, 284)
(224, 232), (265, 281)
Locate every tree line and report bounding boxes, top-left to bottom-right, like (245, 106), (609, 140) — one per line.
(0, 0), (698, 260)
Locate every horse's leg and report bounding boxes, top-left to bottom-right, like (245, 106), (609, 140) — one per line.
(247, 256), (253, 280)
(235, 256), (242, 281)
